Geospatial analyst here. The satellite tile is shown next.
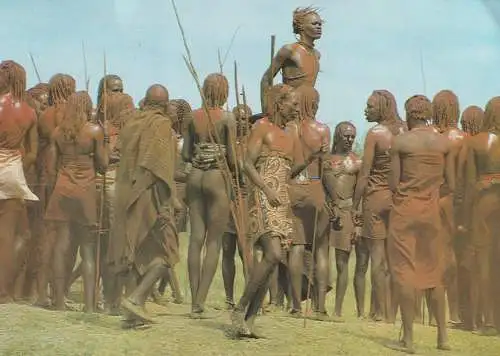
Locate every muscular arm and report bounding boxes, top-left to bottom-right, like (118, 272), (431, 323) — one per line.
(93, 125), (109, 175)
(389, 137), (401, 192)
(455, 143), (468, 205)
(461, 145), (477, 228)
(444, 142), (456, 194)
(47, 133), (60, 189)
(353, 131), (376, 210)
(322, 157), (336, 200)
(287, 121), (310, 178)
(242, 123), (268, 191)
(23, 118), (38, 171)
(260, 46), (292, 112)
(181, 117), (194, 163)
(445, 140), (459, 194)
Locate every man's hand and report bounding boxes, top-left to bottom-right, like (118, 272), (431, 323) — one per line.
(263, 186), (281, 207)
(351, 226), (362, 245)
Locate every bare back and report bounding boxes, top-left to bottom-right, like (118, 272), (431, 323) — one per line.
(392, 128), (449, 197)
(183, 108), (236, 171)
(467, 132), (500, 176)
(0, 94), (36, 150)
(53, 122), (106, 189)
(38, 105), (65, 150)
(365, 124), (395, 193)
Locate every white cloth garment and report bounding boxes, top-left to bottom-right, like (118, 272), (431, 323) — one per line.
(0, 149), (39, 201)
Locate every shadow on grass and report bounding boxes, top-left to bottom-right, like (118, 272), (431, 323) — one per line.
(65, 312), (122, 330)
(339, 328), (400, 353)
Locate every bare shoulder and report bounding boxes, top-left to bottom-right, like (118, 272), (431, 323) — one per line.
(86, 122), (104, 138)
(465, 132), (484, 150)
(391, 133), (406, 150)
(222, 110), (237, 127)
(253, 118), (271, 129)
(314, 120), (330, 133)
(280, 44), (294, 57)
(314, 48), (321, 59)
(368, 123), (390, 137)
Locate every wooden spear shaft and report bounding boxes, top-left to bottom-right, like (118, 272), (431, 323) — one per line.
(82, 41), (89, 92)
(234, 61), (241, 107)
(171, 0), (246, 264)
(29, 52), (42, 83)
(94, 51), (108, 309)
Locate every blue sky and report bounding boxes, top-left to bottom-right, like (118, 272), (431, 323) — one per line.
(2, 0), (500, 136)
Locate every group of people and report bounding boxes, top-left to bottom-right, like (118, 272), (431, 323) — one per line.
(1, 5), (500, 355)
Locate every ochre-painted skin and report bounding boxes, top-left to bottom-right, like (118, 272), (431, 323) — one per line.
(324, 123), (369, 319)
(461, 125), (500, 335)
(436, 127), (465, 326)
(232, 87), (327, 336)
(353, 94), (403, 323)
(388, 112), (453, 353)
(183, 103), (237, 316)
(456, 130), (486, 331)
(286, 113), (331, 318)
(0, 93), (37, 303)
(15, 87), (53, 301)
(260, 12), (322, 112)
(222, 105), (252, 308)
(35, 104), (73, 307)
(45, 112), (108, 312)
(232, 90), (302, 335)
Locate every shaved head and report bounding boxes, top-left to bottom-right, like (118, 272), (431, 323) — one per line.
(145, 84), (169, 102)
(143, 84), (169, 112)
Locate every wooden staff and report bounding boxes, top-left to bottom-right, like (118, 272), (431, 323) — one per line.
(303, 151), (325, 328)
(232, 61), (252, 278)
(234, 61), (241, 108)
(82, 41), (90, 92)
(171, 0), (247, 271)
(250, 35), (276, 124)
(269, 35), (276, 88)
(218, 49), (223, 74)
(29, 52), (42, 83)
(241, 85), (250, 137)
(94, 51), (108, 308)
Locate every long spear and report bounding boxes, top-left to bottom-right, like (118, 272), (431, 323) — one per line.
(94, 51), (108, 309)
(241, 85), (249, 135)
(232, 61), (251, 279)
(251, 35), (275, 124)
(82, 41), (90, 92)
(419, 48), (427, 96)
(29, 52), (42, 83)
(170, 0), (248, 271)
(234, 61), (241, 108)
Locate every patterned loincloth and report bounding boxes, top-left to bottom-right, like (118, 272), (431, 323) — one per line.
(192, 142), (227, 170)
(247, 151), (294, 250)
(0, 149), (39, 201)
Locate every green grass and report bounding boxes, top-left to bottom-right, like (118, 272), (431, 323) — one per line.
(1, 232), (499, 355)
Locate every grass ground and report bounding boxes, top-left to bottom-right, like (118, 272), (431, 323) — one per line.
(1, 232), (499, 355)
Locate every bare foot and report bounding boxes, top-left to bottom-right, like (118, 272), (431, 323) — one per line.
(121, 298), (153, 323)
(437, 343), (451, 351)
(386, 340), (415, 354)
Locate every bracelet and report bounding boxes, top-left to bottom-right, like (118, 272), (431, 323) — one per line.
(104, 136), (110, 143)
